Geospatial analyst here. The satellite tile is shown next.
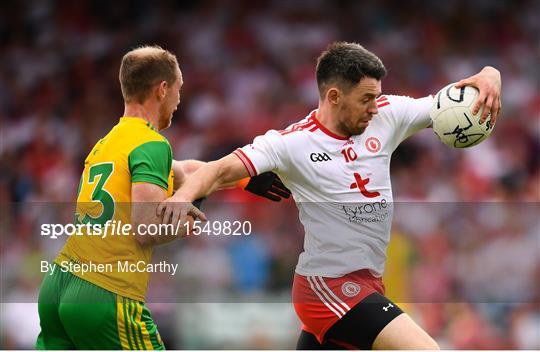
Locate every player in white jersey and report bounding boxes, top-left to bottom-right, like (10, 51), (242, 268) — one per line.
(159, 42), (501, 349)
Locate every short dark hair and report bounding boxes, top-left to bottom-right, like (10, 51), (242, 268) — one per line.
(119, 45), (179, 103)
(316, 42), (387, 97)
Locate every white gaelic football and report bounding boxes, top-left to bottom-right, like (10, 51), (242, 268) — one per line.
(430, 83), (495, 148)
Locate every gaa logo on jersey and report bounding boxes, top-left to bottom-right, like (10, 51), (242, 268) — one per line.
(341, 281), (361, 297)
(365, 137), (381, 153)
(310, 152), (332, 162)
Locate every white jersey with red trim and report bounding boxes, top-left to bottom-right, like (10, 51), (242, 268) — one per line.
(234, 95), (433, 277)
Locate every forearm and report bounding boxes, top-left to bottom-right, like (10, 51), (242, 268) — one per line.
(173, 159), (237, 191)
(132, 202), (188, 246)
(174, 160), (227, 201)
(175, 154), (248, 202)
(181, 159), (207, 174)
(141, 222), (187, 246)
(172, 159), (207, 189)
(131, 183), (189, 246)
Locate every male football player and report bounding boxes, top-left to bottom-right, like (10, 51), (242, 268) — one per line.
(36, 45), (289, 350)
(158, 42), (501, 349)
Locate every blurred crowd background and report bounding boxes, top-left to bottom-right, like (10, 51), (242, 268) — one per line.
(1, 0), (539, 349)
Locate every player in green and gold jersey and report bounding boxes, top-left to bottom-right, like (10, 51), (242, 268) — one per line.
(36, 45), (203, 350)
(36, 44), (291, 350)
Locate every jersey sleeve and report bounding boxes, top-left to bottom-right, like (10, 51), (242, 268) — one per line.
(233, 130), (288, 176)
(128, 140), (172, 191)
(383, 95), (433, 150)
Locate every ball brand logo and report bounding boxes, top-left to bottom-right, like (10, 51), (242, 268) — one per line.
(310, 152), (332, 162)
(365, 137), (381, 153)
(342, 281), (361, 297)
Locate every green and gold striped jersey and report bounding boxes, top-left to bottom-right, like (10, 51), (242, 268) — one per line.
(55, 117), (174, 301)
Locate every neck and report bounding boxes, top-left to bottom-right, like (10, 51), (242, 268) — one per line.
(123, 102), (160, 130)
(316, 101), (350, 138)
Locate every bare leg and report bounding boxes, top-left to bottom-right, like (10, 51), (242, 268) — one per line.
(372, 313), (439, 350)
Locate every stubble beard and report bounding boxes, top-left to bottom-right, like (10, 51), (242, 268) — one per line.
(158, 104), (172, 131)
(340, 118), (366, 136)
(349, 127), (365, 136)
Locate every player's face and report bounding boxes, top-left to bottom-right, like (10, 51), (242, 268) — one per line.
(337, 77), (381, 135)
(158, 69), (182, 130)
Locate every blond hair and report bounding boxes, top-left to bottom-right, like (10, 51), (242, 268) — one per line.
(119, 45), (179, 103)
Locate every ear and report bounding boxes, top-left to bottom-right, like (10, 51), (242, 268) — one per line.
(156, 81), (168, 101)
(327, 88), (340, 105)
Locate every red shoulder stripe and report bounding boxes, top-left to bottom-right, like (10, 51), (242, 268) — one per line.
(279, 119), (317, 135)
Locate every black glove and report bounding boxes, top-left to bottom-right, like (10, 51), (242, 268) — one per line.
(192, 197), (206, 211)
(244, 172), (291, 202)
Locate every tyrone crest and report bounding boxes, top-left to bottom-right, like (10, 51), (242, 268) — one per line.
(341, 281), (361, 297)
(365, 137), (381, 153)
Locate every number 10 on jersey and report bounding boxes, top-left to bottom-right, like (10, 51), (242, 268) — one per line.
(341, 147), (358, 163)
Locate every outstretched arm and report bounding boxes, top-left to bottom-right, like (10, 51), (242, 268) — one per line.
(172, 159), (206, 190)
(172, 157), (291, 203)
(454, 66), (502, 124)
(158, 154), (249, 225)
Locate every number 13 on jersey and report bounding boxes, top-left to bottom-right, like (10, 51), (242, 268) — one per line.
(75, 162), (116, 225)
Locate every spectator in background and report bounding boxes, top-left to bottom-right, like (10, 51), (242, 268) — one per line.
(1, 1), (538, 349)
